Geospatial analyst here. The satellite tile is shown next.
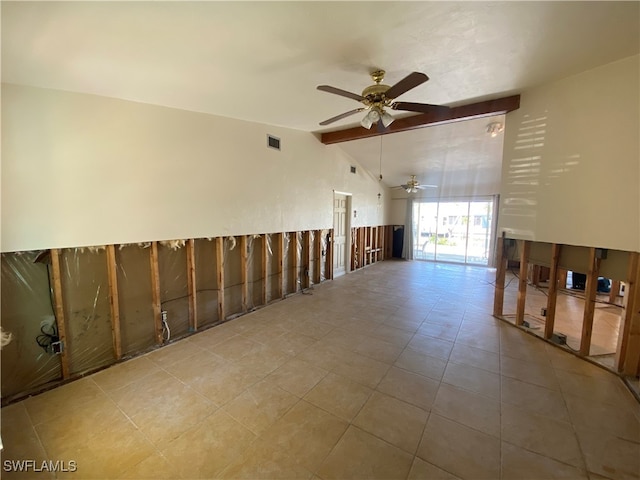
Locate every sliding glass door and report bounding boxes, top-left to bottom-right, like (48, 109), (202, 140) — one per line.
(412, 197), (495, 265)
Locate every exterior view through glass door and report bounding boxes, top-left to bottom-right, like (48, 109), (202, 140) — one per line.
(412, 197), (495, 265)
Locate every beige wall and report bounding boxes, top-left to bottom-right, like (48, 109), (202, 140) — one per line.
(1, 84), (389, 252)
(499, 55), (639, 252)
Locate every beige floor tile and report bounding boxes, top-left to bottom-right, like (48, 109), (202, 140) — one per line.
(304, 372), (372, 421)
(367, 323), (414, 346)
(91, 355), (162, 392)
(223, 378), (299, 434)
(269, 330), (318, 355)
(501, 354), (560, 390)
(501, 376), (570, 421)
(317, 426), (413, 480)
(448, 342), (500, 374)
(233, 343), (292, 377)
(161, 347), (226, 383)
(407, 334), (454, 361)
(257, 400), (348, 471)
(417, 320), (460, 342)
(331, 351), (391, 388)
(555, 368), (633, 409)
(417, 413), (501, 480)
(119, 453), (179, 480)
(394, 347), (447, 381)
(289, 318), (335, 339)
(564, 393), (640, 442)
(23, 378), (106, 425)
(407, 457), (461, 480)
(146, 338), (205, 368)
(187, 323), (239, 349)
(353, 391), (428, 454)
(442, 362), (500, 400)
(268, 357), (329, 397)
(160, 409), (257, 479)
(575, 426), (640, 480)
(352, 335), (405, 364)
(296, 341), (355, 371)
(501, 441), (589, 480)
(432, 383), (500, 438)
(186, 361), (263, 405)
(1, 403), (50, 475)
(211, 334), (264, 362)
(502, 403), (585, 468)
(454, 327), (500, 353)
(376, 366), (439, 410)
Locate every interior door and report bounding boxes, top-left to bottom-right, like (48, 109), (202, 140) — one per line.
(333, 193), (348, 277)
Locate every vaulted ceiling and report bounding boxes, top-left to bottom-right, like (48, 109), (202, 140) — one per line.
(2, 2), (638, 193)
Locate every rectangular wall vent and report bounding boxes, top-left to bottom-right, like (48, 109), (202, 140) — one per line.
(267, 135), (281, 151)
(350, 166), (357, 174)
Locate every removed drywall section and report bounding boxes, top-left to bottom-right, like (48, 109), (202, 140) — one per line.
(158, 243), (190, 339)
(194, 238), (220, 328)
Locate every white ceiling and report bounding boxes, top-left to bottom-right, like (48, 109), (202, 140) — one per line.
(2, 1), (638, 191)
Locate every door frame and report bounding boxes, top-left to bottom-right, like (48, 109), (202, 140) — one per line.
(333, 190), (352, 276)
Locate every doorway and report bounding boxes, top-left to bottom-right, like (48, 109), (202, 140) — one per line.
(333, 192), (350, 277)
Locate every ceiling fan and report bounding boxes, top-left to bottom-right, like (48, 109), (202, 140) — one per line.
(317, 69), (449, 131)
(395, 175), (438, 193)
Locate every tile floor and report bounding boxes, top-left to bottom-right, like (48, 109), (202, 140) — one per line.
(2, 260), (639, 480)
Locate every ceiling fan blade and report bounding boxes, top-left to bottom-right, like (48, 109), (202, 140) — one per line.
(319, 108), (365, 126)
(384, 72), (429, 99)
(391, 102), (450, 114)
(416, 184), (438, 189)
(317, 85), (364, 102)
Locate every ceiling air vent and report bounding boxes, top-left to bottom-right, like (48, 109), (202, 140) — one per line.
(267, 135), (281, 151)
(350, 166), (357, 174)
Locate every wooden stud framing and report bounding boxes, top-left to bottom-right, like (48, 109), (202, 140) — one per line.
(215, 237), (225, 322)
(278, 233), (285, 298)
(493, 237), (508, 317)
(558, 269), (568, 289)
(262, 235), (268, 305)
(579, 247), (601, 356)
(149, 241), (163, 345)
(240, 235), (249, 311)
(314, 230), (322, 285)
(609, 280), (621, 304)
(327, 229), (334, 280)
(186, 239), (198, 332)
(50, 248), (71, 379)
(291, 232), (299, 293)
(303, 230), (311, 288)
(105, 244), (123, 360)
(616, 252), (640, 374)
(544, 243), (562, 340)
(515, 240), (531, 326)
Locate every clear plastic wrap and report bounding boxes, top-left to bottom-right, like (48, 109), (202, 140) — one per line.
(1, 252), (62, 401)
(195, 239), (219, 328)
(116, 245), (155, 355)
(158, 242), (190, 338)
(283, 233), (293, 295)
(61, 248), (114, 376)
(296, 231), (304, 290)
(266, 234), (279, 302)
(309, 230), (316, 287)
(247, 235), (264, 310)
(320, 229), (329, 282)
(224, 237), (243, 317)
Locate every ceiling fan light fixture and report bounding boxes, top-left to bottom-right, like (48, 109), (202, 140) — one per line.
(360, 113), (373, 129)
(380, 111), (394, 128)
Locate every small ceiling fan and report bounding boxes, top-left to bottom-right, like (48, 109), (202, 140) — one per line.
(317, 69), (449, 131)
(395, 175), (438, 193)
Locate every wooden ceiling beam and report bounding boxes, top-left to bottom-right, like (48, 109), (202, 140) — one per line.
(319, 94), (520, 145)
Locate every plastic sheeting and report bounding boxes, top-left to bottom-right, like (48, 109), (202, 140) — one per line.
(295, 231), (304, 291)
(266, 234), (280, 302)
(224, 237), (243, 317)
(1, 252), (62, 401)
(158, 243), (190, 338)
(61, 248), (114, 376)
(320, 229), (329, 283)
(195, 239), (220, 328)
(247, 236), (264, 310)
(117, 245), (155, 356)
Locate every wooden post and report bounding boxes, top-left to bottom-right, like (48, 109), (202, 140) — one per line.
(314, 229), (322, 284)
(609, 280), (620, 304)
(544, 243), (562, 339)
(515, 240), (531, 326)
(380, 226), (385, 261)
(558, 269), (568, 289)
(149, 242), (163, 345)
(304, 231), (312, 288)
(186, 239), (198, 331)
(215, 237), (225, 322)
(361, 227), (366, 267)
(105, 245), (123, 360)
(241, 235), (249, 311)
(291, 232), (299, 293)
(493, 237), (508, 317)
(616, 252), (640, 375)
(50, 249), (71, 379)
(351, 228), (357, 271)
(278, 233), (285, 298)
(262, 235), (268, 305)
(327, 229), (334, 280)
(579, 247), (601, 356)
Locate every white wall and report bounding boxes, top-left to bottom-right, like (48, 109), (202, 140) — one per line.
(499, 55), (639, 252)
(1, 84), (388, 252)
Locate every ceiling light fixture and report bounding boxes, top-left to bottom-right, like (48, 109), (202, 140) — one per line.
(361, 107), (394, 130)
(486, 121), (504, 137)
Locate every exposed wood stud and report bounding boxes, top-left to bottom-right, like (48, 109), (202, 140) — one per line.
(493, 236), (508, 317)
(616, 252), (640, 374)
(321, 95), (520, 144)
(609, 280), (621, 304)
(186, 239), (198, 331)
(240, 235), (249, 311)
(278, 233), (285, 298)
(327, 229), (334, 280)
(291, 232), (299, 293)
(314, 229), (322, 284)
(262, 235), (268, 305)
(303, 230), (311, 289)
(544, 243), (562, 340)
(558, 269), (568, 289)
(579, 247), (601, 356)
(215, 237), (225, 322)
(149, 241), (163, 345)
(105, 244), (123, 360)
(50, 248), (71, 379)
(515, 240), (531, 326)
